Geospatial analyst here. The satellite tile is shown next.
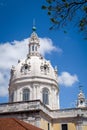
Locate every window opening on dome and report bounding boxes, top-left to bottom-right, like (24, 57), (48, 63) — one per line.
(80, 100), (83, 104)
(44, 66), (47, 70)
(21, 64), (30, 74)
(35, 46), (37, 51)
(40, 64), (49, 74)
(42, 88), (49, 105)
(23, 88), (30, 101)
(44, 65), (49, 74)
(32, 45), (34, 51)
(25, 65), (28, 69)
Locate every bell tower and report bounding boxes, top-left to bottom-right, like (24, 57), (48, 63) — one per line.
(76, 86), (86, 108)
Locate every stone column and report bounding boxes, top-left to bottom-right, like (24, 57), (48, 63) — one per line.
(33, 84), (39, 100)
(57, 93), (60, 109)
(20, 91), (22, 101)
(36, 85), (40, 99)
(33, 84), (36, 100)
(32, 84), (37, 100)
(32, 84), (34, 100)
(51, 86), (54, 109)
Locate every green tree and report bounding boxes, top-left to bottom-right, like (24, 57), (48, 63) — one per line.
(42, 0), (87, 38)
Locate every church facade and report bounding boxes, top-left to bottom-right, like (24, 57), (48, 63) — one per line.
(0, 27), (87, 130)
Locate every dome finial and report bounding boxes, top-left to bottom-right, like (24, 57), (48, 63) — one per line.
(32, 19), (36, 32)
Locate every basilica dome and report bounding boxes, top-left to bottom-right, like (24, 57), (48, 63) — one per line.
(9, 28), (59, 110)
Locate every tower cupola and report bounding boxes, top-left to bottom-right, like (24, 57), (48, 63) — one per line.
(27, 26), (40, 57)
(76, 86), (86, 108)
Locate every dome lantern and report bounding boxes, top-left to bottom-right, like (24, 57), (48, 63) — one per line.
(27, 26), (40, 57)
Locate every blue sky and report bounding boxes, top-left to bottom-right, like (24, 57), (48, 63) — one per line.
(0, 0), (87, 108)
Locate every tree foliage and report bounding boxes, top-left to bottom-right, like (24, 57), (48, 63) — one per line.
(42, 0), (87, 38)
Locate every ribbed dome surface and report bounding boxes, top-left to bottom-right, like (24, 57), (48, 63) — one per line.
(10, 55), (58, 83)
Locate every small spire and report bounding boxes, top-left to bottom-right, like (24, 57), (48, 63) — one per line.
(32, 19), (36, 32)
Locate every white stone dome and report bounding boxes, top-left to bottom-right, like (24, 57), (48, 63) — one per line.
(9, 29), (59, 110)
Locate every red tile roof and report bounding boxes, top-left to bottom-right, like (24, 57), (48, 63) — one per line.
(0, 118), (43, 130)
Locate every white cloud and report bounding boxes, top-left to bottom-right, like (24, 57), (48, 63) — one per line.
(58, 72), (79, 87)
(0, 72), (5, 84)
(39, 38), (62, 56)
(0, 86), (8, 97)
(0, 39), (28, 69)
(0, 37), (61, 97)
(0, 37), (62, 70)
(0, 71), (9, 97)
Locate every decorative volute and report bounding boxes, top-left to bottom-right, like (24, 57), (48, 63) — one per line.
(27, 26), (40, 57)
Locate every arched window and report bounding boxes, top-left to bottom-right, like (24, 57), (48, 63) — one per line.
(23, 88), (30, 101)
(35, 46), (37, 51)
(42, 88), (49, 105)
(32, 45), (34, 51)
